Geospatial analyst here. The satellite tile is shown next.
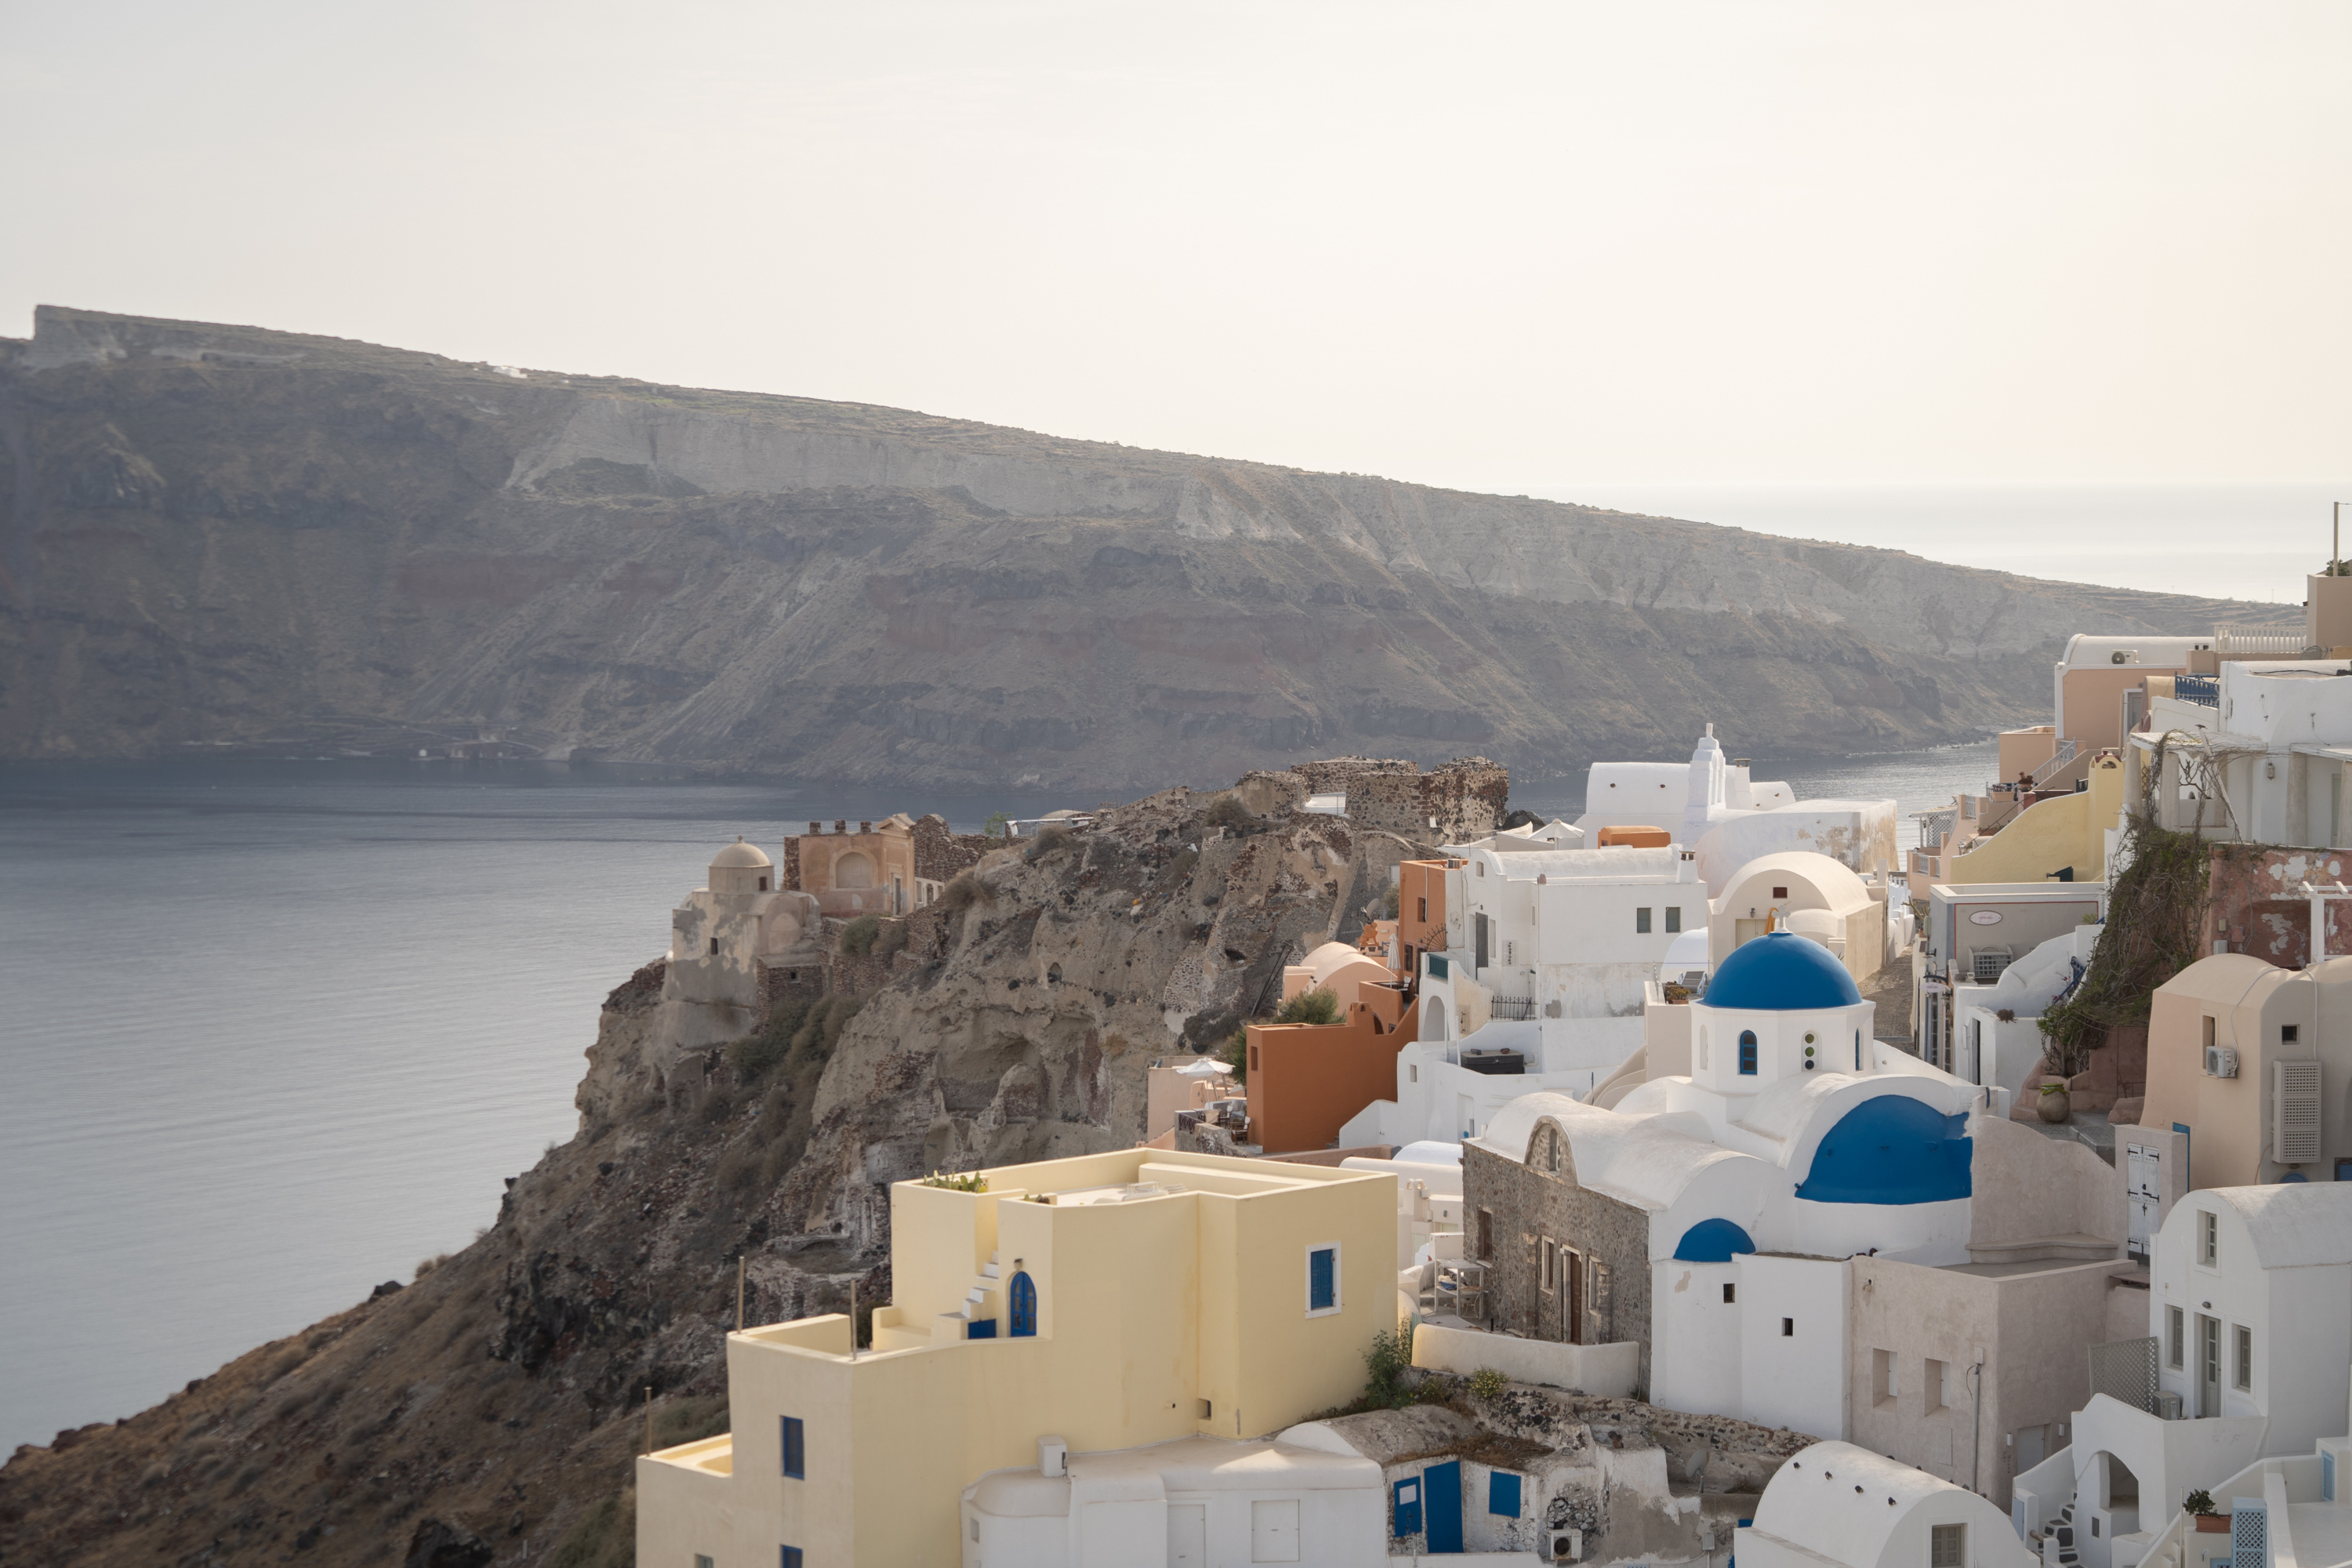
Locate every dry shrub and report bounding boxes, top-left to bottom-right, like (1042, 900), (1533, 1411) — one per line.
(940, 869), (994, 912)
(1204, 795), (1254, 831)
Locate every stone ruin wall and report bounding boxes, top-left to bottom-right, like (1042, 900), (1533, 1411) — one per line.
(1287, 755), (1509, 843)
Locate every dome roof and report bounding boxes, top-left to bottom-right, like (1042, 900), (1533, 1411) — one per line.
(710, 837), (774, 869)
(1702, 931), (1861, 1011)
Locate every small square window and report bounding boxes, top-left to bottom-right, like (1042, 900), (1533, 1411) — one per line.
(2283, 1025), (2300, 1044)
(1772, 885), (1788, 899)
(1929, 1523), (1965, 1568)
(1722, 1282), (1736, 1305)
(1307, 1243), (1341, 1316)
(1635, 907), (1653, 934)
(1781, 1317), (1794, 1337)
(1665, 906), (1682, 933)
(780, 1415), (804, 1479)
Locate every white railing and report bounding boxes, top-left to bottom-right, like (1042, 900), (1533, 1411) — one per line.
(2216, 624), (2308, 656)
(2032, 739), (2082, 789)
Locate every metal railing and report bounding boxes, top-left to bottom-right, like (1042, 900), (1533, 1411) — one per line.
(2031, 739), (2082, 789)
(1487, 996), (1537, 1022)
(2172, 673), (2220, 708)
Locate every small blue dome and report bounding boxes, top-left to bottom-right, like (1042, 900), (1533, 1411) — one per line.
(1702, 931), (1862, 1011)
(1673, 1218), (1757, 1262)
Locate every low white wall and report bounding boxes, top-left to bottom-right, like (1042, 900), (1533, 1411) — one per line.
(1412, 1323), (1640, 1398)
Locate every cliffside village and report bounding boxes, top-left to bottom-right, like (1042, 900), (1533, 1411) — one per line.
(630, 564), (2352, 1568)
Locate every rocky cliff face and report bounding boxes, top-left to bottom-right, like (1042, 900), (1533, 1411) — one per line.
(0, 771), (1390, 1566)
(0, 306), (2283, 786)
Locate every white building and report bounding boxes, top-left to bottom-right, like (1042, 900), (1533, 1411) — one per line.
(659, 838), (822, 1050)
(1577, 728), (1900, 895)
(2135, 655), (2352, 851)
(2013, 1184), (2352, 1568)
(1738, 1441), (2034, 1568)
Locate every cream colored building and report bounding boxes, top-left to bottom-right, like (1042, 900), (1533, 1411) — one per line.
(637, 1147), (1396, 1567)
(2140, 953), (2352, 1188)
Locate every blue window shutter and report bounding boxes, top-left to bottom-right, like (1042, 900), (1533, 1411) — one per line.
(780, 1547), (803, 1568)
(2232, 1499), (2266, 1568)
(1739, 1031), (1758, 1075)
(1490, 1471), (1522, 1516)
(1010, 1271), (1037, 1337)
(1309, 1247), (1336, 1311)
(967, 1317), (996, 1338)
(780, 1415), (804, 1479)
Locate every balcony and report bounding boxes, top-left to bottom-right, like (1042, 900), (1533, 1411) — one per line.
(2216, 624), (2310, 658)
(1486, 996), (1538, 1022)
(2172, 673), (2219, 710)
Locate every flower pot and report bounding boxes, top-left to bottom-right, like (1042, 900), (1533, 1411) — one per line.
(2194, 1515), (2230, 1534)
(2037, 1087), (2071, 1124)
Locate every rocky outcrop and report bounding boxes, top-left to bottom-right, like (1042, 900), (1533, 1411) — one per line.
(0, 306), (2287, 785)
(0, 764), (1416, 1566)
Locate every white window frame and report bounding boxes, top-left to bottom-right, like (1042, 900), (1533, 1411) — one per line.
(2199, 1210), (2219, 1269)
(1305, 1242), (1343, 1318)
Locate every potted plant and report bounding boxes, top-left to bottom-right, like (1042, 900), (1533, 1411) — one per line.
(2186, 1490), (2227, 1532)
(2037, 1081), (2071, 1124)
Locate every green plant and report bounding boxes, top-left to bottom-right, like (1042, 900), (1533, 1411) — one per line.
(1219, 1029), (1247, 1086)
(2037, 806), (2211, 1077)
(1381, 883), (1401, 918)
(1362, 1323), (1417, 1406)
(920, 1171), (987, 1192)
(1413, 1372), (1454, 1403)
(2185, 1489), (2216, 1516)
(1467, 1367), (1508, 1400)
(984, 811), (1013, 837)
(839, 913), (883, 955)
(1274, 988), (1341, 1026)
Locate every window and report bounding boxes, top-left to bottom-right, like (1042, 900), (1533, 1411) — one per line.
(709, 937), (719, 955)
(2283, 1025), (2300, 1044)
(1636, 907), (1653, 934)
(1772, 885), (1789, 899)
(1392, 1475), (1422, 1537)
(1930, 1523), (1965, 1568)
(1928, 1359), (1951, 1412)
(1874, 1348), (1899, 1407)
(780, 1415), (804, 1478)
(780, 1549), (803, 1568)
(2168, 1305), (2185, 1368)
(2235, 1326), (2253, 1389)
(1722, 1282), (1737, 1305)
(1490, 1471), (1522, 1517)
(1479, 1210), (1494, 1260)
(1781, 1317), (1794, 1337)
(1665, 906), (1682, 933)
(1739, 1031), (1759, 1076)
(2203, 1015), (2216, 1051)
(1250, 1046), (1259, 1070)
(1541, 1239), (1555, 1292)
(697, 1556), (715, 1568)
(1854, 1030), (1862, 1069)
(1698, 1028), (1709, 1071)
(1409, 1064), (1417, 1083)
(758, 876), (769, 891)
(2200, 1210), (2219, 1268)
(1307, 1244), (1341, 1316)
(1417, 896), (1428, 924)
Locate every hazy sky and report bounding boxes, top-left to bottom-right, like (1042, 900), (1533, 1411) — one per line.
(4, 2), (2347, 496)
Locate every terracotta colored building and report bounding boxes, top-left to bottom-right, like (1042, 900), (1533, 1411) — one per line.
(1247, 942), (1419, 1154)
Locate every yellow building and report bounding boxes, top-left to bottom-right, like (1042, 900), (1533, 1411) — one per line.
(637, 1147), (1396, 1567)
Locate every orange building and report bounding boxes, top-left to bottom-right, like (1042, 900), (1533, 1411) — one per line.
(784, 815), (926, 916)
(1245, 969), (1418, 1154)
(1396, 858), (1457, 969)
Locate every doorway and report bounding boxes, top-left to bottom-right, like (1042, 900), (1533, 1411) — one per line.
(1565, 1250), (1584, 1345)
(1166, 1502), (1206, 1568)
(1735, 917), (1768, 948)
(2198, 1316), (2221, 1417)
(1424, 1461), (1463, 1553)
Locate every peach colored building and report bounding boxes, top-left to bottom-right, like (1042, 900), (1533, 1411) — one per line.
(785, 814), (930, 916)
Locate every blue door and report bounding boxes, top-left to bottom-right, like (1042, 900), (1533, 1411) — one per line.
(1392, 1475), (1422, 1537)
(1009, 1272), (1036, 1338)
(1425, 1459), (1463, 1552)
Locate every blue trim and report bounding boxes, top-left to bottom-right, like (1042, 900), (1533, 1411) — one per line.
(780, 1414), (804, 1479)
(966, 1316), (996, 1338)
(2176, 1123), (2192, 1189)
(1392, 1475), (1423, 1537)
(1428, 953), (1449, 981)
(1674, 1218), (1758, 1262)
(1704, 931), (1863, 1010)
(1738, 1031), (1758, 1076)
(1009, 1270), (1037, 1337)
(1308, 1247), (1337, 1312)
(1796, 1095), (1973, 1204)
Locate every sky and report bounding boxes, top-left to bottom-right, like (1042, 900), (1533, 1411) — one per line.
(2, 2), (2347, 556)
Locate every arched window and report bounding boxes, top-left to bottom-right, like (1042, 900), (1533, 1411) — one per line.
(1008, 1271), (1037, 1338)
(1423, 996), (1447, 1041)
(1698, 1028), (1709, 1071)
(1738, 1030), (1758, 1076)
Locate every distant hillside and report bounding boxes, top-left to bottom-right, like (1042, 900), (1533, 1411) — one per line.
(0, 306), (2288, 786)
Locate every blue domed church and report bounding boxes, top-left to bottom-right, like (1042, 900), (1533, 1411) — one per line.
(1459, 931), (1984, 1439)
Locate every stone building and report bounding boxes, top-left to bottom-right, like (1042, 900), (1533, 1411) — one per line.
(779, 811), (995, 917)
(1282, 755), (1509, 844)
(660, 837), (822, 1050)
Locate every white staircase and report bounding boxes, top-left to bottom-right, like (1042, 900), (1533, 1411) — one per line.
(2041, 1501), (2080, 1567)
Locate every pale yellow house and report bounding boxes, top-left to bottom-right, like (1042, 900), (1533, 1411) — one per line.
(637, 1147), (1396, 1566)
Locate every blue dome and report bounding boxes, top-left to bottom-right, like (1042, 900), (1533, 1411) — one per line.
(1702, 931), (1863, 1011)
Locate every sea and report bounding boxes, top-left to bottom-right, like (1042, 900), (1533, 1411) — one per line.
(0, 745), (1993, 1452)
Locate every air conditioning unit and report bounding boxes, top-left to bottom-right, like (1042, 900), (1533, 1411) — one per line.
(2154, 1390), (2183, 1421)
(2205, 1046), (2239, 1079)
(1550, 1528), (1583, 1561)
(2275, 1061), (2324, 1165)
(2110, 649), (2139, 666)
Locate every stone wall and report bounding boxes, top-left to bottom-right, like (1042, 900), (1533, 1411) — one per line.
(1464, 1134), (1656, 1393)
(911, 814), (994, 884)
(1282, 755), (1511, 844)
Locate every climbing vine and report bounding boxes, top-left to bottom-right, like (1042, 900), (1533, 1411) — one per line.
(2035, 765), (2212, 1076)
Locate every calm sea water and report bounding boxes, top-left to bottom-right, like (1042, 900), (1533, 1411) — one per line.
(0, 745), (1994, 1452)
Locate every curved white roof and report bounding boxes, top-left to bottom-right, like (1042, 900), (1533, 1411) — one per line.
(1752, 1441), (1987, 1565)
(1475, 1092), (1759, 1211)
(2206, 1185), (2352, 1270)
(1299, 941), (1386, 987)
(710, 837), (774, 869)
(1716, 849), (1871, 907)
